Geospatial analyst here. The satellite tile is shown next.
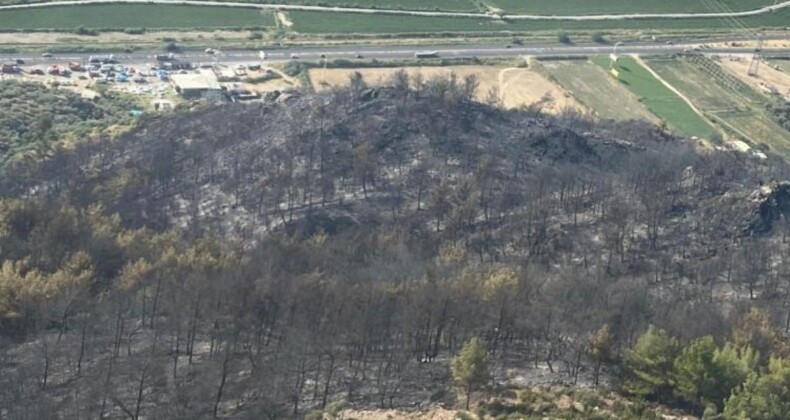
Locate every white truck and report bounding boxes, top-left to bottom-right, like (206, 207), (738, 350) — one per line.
(414, 51), (439, 59)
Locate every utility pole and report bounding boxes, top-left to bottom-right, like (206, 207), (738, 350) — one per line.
(747, 34), (763, 77)
(322, 56), (327, 84)
(609, 41), (623, 69)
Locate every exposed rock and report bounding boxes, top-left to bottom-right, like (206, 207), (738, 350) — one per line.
(748, 181), (790, 234)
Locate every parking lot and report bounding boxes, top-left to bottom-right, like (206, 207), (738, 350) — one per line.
(0, 52), (296, 108)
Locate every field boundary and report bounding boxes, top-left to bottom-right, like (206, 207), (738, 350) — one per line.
(1, 0), (789, 21)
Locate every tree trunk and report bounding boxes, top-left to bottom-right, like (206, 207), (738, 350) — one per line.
(213, 347), (230, 418)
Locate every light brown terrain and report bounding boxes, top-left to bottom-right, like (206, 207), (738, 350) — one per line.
(719, 56), (790, 98)
(309, 65), (585, 113)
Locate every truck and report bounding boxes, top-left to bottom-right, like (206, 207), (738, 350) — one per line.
(88, 54), (116, 64)
(156, 53), (176, 62)
(414, 51), (439, 59)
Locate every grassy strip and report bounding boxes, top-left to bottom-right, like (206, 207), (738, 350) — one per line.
(591, 55), (716, 139)
(290, 8), (790, 33)
(0, 5), (274, 30)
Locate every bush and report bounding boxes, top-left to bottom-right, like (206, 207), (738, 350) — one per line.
(558, 32), (571, 44)
(591, 32), (606, 43)
(73, 26), (98, 36)
(283, 61), (307, 77)
(454, 412), (476, 420)
(248, 32), (263, 40)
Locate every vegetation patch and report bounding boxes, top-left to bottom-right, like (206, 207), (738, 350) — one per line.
(0, 81), (137, 172)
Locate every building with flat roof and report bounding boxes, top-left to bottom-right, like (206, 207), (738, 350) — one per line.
(170, 69), (222, 99)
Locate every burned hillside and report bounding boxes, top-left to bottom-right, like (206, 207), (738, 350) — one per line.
(1, 75), (790, 418)
(8, 74), (785, 243)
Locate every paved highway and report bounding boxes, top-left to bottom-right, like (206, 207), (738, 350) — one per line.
(4, 40), (790, 67)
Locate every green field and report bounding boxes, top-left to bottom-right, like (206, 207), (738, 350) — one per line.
(275, 0), (479, 11)
(645, 56), (790, 155)
(289, 8), (790, 33)
(0, 2), (787, 32)
(541, 59), (657, 122)
(289, 10), (510, 33)
(0, 5), (274, 29)
(489, 0), (773, 14)
(591, 56), (716, 139)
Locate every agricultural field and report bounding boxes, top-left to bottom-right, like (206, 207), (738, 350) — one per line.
(645, 55), (790, 155)
(309, 65), (584, 112)
(0, 5), (274, 30)
(487, 0), (774, 14)
(539, 59), (658, 122)
(0, 0), (773, 13)
(0, 2), (787, 33)
(289, 8), (790, 34)
(288, 11), (508, 33)
(269, 0), (479, 11)
(591, 55), (717, 139)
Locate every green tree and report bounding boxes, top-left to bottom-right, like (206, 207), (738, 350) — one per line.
(589, 324), (616, 387)
(624, 325), (680, 402)
(731, 308), (780, 366)
(724, 358), (790, 420)
(711, 343), (757, 407)
(451, 337), (490, 410)
(673, 336), (719, 410)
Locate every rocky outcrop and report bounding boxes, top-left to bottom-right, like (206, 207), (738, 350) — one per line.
(748, 182), (790, 235)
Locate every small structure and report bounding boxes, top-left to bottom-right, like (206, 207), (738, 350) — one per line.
(170, 69), (222, 99)
(0, 63), (19, 74)
(228, 87), (261, 102)
(152, 99), (174, 112)
(81, 90), (101, 101)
